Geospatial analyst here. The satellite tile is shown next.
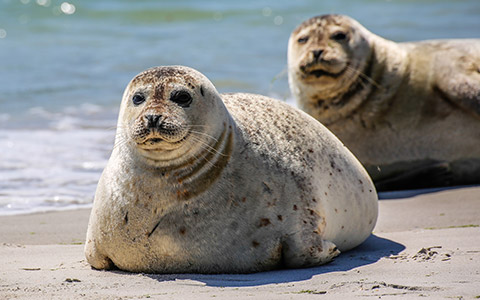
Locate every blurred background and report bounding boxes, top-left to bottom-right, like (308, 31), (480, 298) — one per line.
(1, 0), (479, 214)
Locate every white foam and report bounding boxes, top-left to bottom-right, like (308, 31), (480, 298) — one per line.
(0, 128), (114, 215)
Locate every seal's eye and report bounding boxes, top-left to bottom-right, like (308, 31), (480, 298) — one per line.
(132, 93), (146, 106)
(331, 32), (348, 41)
(297, 36), (309, 44)
(170, 90), (192, 107)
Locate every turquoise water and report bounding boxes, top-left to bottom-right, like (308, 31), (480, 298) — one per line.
(0, 0), (479, 214)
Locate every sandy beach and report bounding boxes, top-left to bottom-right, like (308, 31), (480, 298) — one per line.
(1, 186), (479, 299)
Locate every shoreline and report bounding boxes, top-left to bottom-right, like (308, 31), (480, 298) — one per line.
(1, 186), (479, 299)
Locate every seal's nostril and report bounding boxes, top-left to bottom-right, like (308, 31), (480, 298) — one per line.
(312, 49), (324, 60)
(145, 115), (161, 128)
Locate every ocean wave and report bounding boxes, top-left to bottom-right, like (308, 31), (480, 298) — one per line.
(0, 128), (113, 215)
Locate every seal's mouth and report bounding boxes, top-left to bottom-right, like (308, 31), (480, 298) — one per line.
(138, 131), (190, 151)
(147, 138), (163, 144)
(308, 68), (343, 78)
(300, 61), (349, 79)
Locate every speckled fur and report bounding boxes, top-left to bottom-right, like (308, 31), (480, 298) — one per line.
(85, 66), (378, 274)
(288, 14), (480, 190)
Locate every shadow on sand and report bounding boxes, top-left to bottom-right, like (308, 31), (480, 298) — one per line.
(378, 184), (480, 200)
(140, 234), (404, 287)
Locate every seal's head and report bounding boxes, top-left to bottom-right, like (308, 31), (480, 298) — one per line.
(288, 14), (371, 98)
(117, 66), (229, 166)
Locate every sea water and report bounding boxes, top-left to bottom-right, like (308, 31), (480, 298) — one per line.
(0, 0), (479, 215)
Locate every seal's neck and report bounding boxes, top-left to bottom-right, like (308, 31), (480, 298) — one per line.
(163, 120), (235, 200)
(118, 118), (235, 201)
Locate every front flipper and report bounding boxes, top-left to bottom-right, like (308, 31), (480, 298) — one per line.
(84, 239), (116, 270)
(374, 161), (453, 191)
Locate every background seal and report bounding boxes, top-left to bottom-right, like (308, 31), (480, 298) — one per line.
(288, 14), (480, 191)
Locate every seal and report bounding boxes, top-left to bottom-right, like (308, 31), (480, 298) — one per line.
(288, 14), (480, 191)
(85, 65), (378, 274)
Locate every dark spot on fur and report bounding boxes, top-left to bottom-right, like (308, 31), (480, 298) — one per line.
(177, 189), (190, 200)
(360, 119), (367, 129)
(148, 223), (159, 237)
(293, 205), (298, 211)
(200, 86), (205, 97)
(308, 209), (315, 215)
(252, 240), (260, 248)
(341, 225), (345, 229)
(344, 209), (347, 212)
(241, 197), (246, 202)
(277, 215), (283, 221)
(262, 182), (273, 194)
(334, 208), (338, 213)
(124, 212), (128, 224)
(358, 179), (363, 184)
(312, 198), (317, 202)
(303, 220), (307, 224)
(308, 148), (314, 153)
(179, 227), (186, 235)
(258, 218), (271, 227)
(330, 160), (336, 169)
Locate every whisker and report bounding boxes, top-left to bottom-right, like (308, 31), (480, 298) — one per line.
(345, 65), (384, 90)
(189, 135), (228, 157)
(191, 146), (218, 169)
(271, 65), (288, 84)
(190, 130), (219, 143)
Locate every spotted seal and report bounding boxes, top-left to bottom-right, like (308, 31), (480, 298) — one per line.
(288, 14), (480, 191)
(85, 65), (378, 273)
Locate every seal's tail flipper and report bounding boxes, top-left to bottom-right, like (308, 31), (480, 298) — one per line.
(375, 161), (453, 191)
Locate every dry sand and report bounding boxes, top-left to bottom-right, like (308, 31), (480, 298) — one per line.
(1, 186), (479, 299)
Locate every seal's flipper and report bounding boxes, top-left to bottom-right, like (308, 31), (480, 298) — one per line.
(374, 161), (453, 191)
(281, 234), (340, 268)
(433, 44), (480, 118)
(84, 239), (116, 270)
